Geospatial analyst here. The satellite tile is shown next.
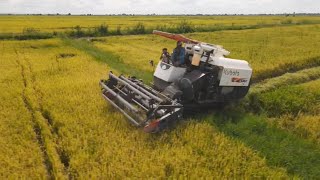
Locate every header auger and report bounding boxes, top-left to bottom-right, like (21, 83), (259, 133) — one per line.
(100, 30), (252, 133)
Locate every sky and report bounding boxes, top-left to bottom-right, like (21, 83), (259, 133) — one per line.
(0, 0), (319, 14)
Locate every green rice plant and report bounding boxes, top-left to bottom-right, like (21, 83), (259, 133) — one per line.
(268, 79), (320, 143)
(251, 66), (320, 94)
(175, 20), (194, 33)
(255, 86), (316, 116)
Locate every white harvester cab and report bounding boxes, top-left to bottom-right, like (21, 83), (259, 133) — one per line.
(153, 41), (252, 90)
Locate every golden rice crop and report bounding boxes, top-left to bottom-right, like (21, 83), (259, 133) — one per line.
(95, 24), (320, 81)
(2, 15), (320, 178)
(0, 41), (48, 178)
(0, 38), (289, 178)
(1, 15), (320, 34)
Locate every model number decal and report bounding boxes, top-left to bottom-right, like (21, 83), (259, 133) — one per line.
(223, 69), (240, 76)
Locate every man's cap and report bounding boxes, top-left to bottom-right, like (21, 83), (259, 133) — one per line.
(162, 48), (167, 51)
(177, 41), (183, 46)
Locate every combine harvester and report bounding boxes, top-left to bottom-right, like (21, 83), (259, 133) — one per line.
(100, 30), (252, 133)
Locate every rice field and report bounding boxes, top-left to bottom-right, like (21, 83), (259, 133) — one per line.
(94, 24), (320, 81)
(1, 15), (320, 34)
(0, 15), (320, 179)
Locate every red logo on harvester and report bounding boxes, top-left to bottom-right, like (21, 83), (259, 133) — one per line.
(232, 77), (248, 83)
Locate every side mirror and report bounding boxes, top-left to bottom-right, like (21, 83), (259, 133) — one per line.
(149, 60), (154, 67)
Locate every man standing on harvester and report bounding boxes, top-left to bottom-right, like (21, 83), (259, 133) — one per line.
(172, 41), (185, 66)
(160, 48), (171, 64)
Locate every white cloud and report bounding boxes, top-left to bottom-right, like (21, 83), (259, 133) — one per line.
(0, 0), (319, 14)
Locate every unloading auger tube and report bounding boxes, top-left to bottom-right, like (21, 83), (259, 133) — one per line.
(100, 72), (183, 133)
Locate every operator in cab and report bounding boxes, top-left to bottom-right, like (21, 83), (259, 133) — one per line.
(172, 41), (185, 67)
